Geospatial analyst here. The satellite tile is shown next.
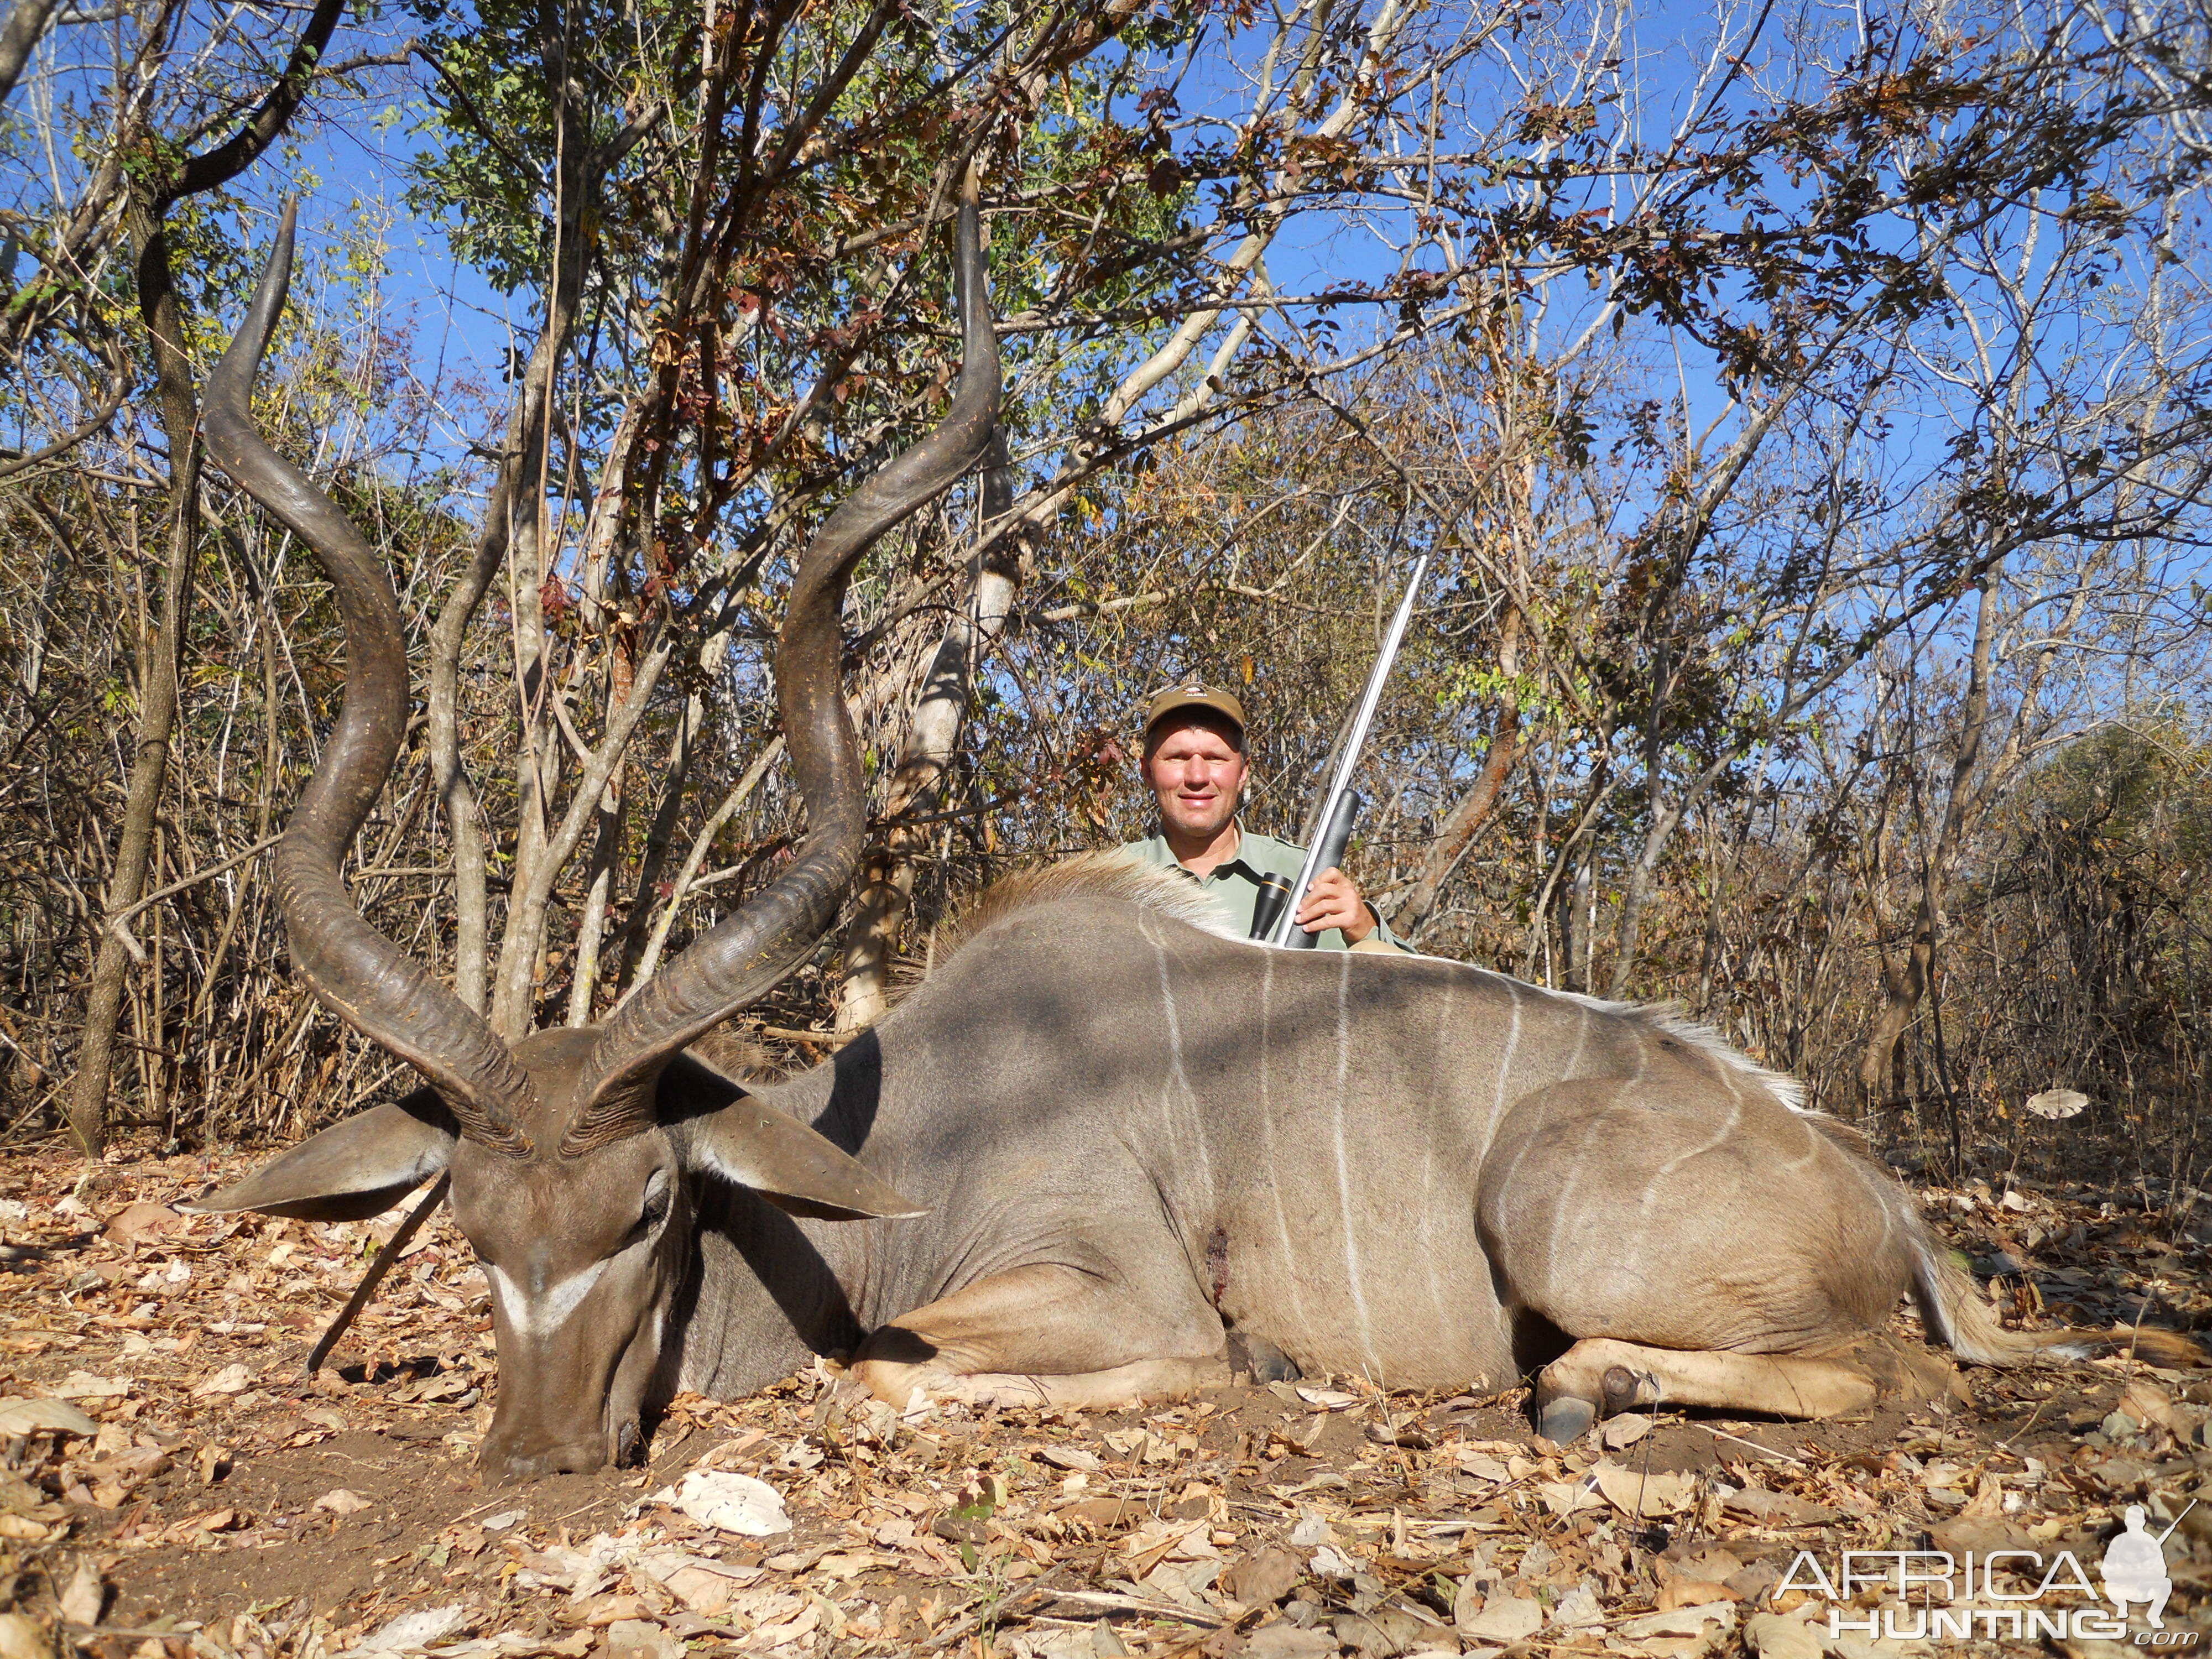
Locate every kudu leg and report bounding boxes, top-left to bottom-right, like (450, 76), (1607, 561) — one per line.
(848, 1261), (1228, 1413)
(1532, 1334), (1951, 1441)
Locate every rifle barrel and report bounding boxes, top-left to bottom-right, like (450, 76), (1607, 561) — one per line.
(1266, 555), (1430, 946)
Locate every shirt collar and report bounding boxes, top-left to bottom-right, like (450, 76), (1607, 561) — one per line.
(1154, 821), (1245, 881)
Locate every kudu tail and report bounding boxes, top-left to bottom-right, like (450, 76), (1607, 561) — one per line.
(1910, 1230), (2202, 1370)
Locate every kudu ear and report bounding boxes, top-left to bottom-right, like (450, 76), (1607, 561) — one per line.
(186, 1088), (457, 1221)
(685, 1109), (928, 1220)
(659, 1056), (924, 1221)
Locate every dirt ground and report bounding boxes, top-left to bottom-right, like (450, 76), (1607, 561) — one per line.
(3, 1138), (2210, 1659)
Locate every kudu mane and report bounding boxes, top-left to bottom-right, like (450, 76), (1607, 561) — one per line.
(1543, 990), (1814, 1117)
(911, 853), (1819, 1123)
(886, 853), (1239, 1003)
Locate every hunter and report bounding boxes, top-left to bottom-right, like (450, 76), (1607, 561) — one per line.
(1119, 682), (1409, 952)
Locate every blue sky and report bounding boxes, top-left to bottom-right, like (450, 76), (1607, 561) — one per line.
(17, 0), (2204, 685)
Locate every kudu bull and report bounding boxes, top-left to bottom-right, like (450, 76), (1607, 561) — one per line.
(193, 189), (2188, 1485)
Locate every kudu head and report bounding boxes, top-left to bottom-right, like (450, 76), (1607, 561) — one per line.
(189, 179), (999, 1481)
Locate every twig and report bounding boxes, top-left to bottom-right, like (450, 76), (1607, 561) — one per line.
(1702, 1426), (1807, 1465)
(759, 1026), (858, 1050)
(924, 1572), (1081, 1650)
(1027, 1589), (1227, 1627)
(302, 1175), (450, 1376)
(1995, 1390), (2058, 1453)
(105, 832), (284, 958)
(71, 466), (167, 489)
(0, 355), (129, 482)
(1039, 591), (1165, 623)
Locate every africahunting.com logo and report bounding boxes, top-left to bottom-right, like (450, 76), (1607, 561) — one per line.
(1777, 1504), (2200, 1645)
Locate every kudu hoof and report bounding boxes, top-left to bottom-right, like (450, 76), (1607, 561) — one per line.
(1227, 1329), (1303, 1384)
(1534, 1392), (1597, 1444)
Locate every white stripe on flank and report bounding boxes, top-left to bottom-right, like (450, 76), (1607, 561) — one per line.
(1654, 1077), (1740, 1188)
(1419, 969), (1454, 1323)
(1563, 1003), (1591, 1080)
(489, 1258), (611, 1339)
(1146, 920), (1213, 1197)
(1331, 952), (1376, 1366)
(1541, 1116), (1589, 1296)
(1258, 952), (1310, 1331)
(1484, 980), (1524, 1142)
(1776, 1102), (1823, 1171)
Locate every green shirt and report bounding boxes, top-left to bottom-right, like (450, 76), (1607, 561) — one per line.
(1116, 828), (1410, 952)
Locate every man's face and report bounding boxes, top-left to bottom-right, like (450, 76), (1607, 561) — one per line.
(1144, 718), (1247, 843)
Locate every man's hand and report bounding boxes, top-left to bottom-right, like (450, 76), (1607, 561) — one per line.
(1296, 867), (1375, 943)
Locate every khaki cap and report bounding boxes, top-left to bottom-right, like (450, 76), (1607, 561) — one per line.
(1142, 681), (1246, 737)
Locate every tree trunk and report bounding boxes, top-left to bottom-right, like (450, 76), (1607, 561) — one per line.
(68, 200), (203, 1155)
(65, 0), (387, 1149)
(0, 0), (64, 107)
(424, 478), (517, 1015)
(1858, 569), (1997, 1096)
(561, 404), (642, 1025)
(604, 681), (708, 996)
(489, 488), (561, 1038)
(835, 433), (1018, 1032)
(564, 700), (629, 1025)
(1389, 607), (1521, 942)
(1566, 855), (1594, 992)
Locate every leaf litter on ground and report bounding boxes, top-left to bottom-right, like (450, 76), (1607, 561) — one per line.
(1, 1138), (2209, 1655)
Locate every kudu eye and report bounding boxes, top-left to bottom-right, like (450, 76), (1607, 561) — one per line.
(635, 1171), (673, 1235)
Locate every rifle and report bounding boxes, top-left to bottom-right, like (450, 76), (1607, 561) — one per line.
(1253, 554), (1430, 947)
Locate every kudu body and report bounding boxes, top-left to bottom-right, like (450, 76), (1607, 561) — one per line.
(194, 189), (2184, 1485)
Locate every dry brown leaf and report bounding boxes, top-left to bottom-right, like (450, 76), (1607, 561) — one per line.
(1925, 1469), (2036, 1554)
(1601, 1412), (1655, 1449)
(1659, 1576), (1737, 1610)
(0, 1398), (96, 1437)
(1620, 1601), (1737, 1641)
(1123, 1516), (1216, 1575)
(50, 1371), (127, 1400)
(603, 1620), (681, 1659)
(58, 1557), (103, 1626)
(1061, 1495), (1145, 1533)
(1592, 1459), (1697, 1517)
(0, 1475), (51, 1518)
(104, 1202), (185, 1243)
(1722, 1484), (1839, 1525)
(661, 1567), (735, 1615)
(0, 1613), (50, 1659)
(577, 1594), (646, 1627)
(1744, 1608), (1824, 1659)
(1223, 1547), (1302, 1607)
(1539, 1478), (1603, 1517)
(2122, 1378), (2187, 1436)
(1458, 1592), (1543, 1642)
(1454, 1447), (1510, 1481)
(1036, 1444), (1103, 1472)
